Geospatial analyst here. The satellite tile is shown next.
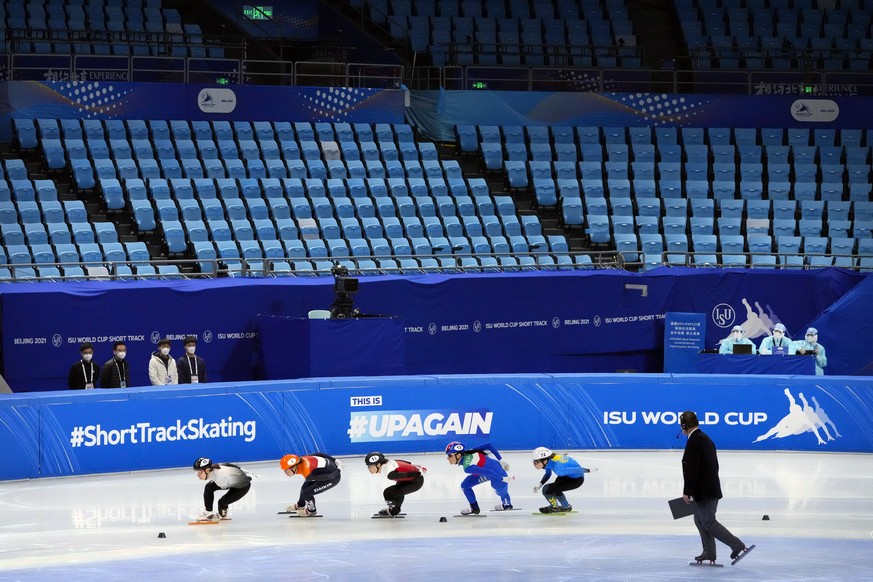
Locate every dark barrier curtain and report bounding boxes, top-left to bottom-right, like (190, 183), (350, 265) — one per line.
(0, 269), (867, 391)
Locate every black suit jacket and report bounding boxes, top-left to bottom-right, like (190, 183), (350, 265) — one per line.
(682, 428), (723, 501)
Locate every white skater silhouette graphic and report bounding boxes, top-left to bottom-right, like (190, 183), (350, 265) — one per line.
(718, 298), (779, 347)
(740, 298), (772, 339)
(811, 396), (842, 439)
(755, 388), (830, 445)
(755, 301), (775, 335)
(799, 393), (834, 441)
(765, 304), (783, 328)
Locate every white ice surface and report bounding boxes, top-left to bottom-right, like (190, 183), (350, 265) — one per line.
(1, 450), (872, 581)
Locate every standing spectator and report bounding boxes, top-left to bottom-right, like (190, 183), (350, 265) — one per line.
(789, 327), (827, 375)
(148, 338), (178, 386)
(680, 410), (753, 565)
(177, 336), (207, 384)
(100, 341), (131, 389)
(68, 342), (100, 390)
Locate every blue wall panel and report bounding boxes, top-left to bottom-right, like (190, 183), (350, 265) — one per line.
(2, 373), (871, 481)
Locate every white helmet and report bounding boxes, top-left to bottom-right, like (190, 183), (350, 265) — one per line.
(532, 447), (553, 461)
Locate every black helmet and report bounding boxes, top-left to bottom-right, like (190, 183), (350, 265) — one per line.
(193, 457), (212, 470)
(365, 452), (387, 466)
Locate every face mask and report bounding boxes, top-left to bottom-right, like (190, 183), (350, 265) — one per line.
(732, 332), (742, 339)
(773, 331), (783, 338)
(160, 347), (170, 356)
(115, 351), (127, 360)
(186, 346), (196, 355)
(806, 336), (817, 344)
(82, 353), (93, 362)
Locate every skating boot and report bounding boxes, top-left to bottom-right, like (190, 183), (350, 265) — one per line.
(539, 497), (560, 513)
(493, 503), (514, 511)
(460, 503), (480, 515)
(539, 505), (562, 514)
(730, 545), (755, 565)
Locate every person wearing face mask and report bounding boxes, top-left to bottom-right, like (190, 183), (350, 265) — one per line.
(148, 338), (178, 386)
(68, 342), (101, 389)
(718, 325), (757, 354)
(789, 327), (827, 375)
(177, 336), (207, 384)
(100, 341), (131, 388)
(758, 323), (790, 355)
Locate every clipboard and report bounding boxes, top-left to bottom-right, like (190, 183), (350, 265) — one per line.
(668, 497), (696, 519)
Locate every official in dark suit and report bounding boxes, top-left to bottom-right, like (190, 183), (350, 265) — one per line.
(680, 410), (749, 563)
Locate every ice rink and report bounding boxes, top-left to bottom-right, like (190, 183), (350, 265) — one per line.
(1, 450), (872, 581)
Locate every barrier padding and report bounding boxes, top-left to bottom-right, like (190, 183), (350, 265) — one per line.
(2, 373), (871, 481)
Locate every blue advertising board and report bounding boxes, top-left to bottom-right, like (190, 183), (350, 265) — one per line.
(2, 373), (872, 481)
(0, 81), (404, 141)
(409, 90), (873, 141)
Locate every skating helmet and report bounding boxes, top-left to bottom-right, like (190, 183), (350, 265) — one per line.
(445, 441), (465, 455)
(365, 452), (387, 467)
(532, 447), (553, 461)
(193, 457), (212, 470)
(280, 454), (301, 471)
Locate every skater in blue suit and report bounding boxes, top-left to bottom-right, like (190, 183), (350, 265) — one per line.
(445, 441), (513, 515)
(532, 447), (589, 513)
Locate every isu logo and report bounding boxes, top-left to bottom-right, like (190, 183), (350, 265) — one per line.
(711, 303), (736, 328)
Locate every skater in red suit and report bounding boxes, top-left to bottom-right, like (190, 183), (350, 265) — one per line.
(365, 452), (425, 517)
(680, 411), (753, 565)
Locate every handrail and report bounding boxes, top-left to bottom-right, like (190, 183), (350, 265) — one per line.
(0, 250), (621, 282)
(1, 249), (868, 283)
(651, 250), (865, 270)
(6, 48), (873, 93)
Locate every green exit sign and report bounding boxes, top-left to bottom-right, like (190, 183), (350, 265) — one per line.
(243, 5), (273, 20)
(472, 81), (488, 89)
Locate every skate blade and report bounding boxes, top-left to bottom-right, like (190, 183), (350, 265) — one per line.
(533, 511), (577, 515)
(689, 562), (724, 567)
(372, 514), (406, 519)
(730, 544), (756, 566)
(188, 517), (229, 525)
(489, 508), (522, 512)
(288, 514), (323, 518)
(453, 514), (486, 518)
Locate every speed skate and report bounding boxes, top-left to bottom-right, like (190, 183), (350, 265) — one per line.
(372, 513), (406, 519)
(731, 545), (756, 565)
(688, 560), (724, 568)
(188, 518), (231, 526)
